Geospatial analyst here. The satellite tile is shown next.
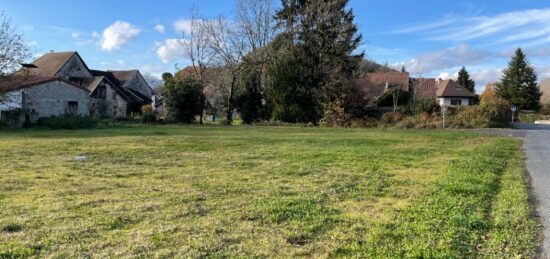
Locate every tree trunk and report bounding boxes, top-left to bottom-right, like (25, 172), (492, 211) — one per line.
(226, 73), (237, 125)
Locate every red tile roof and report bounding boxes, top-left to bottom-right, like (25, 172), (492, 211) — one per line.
(413, 78), (437, 100)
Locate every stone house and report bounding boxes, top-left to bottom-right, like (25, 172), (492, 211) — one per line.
(23, 51), (154, 116)
(0, 77), (90, 127)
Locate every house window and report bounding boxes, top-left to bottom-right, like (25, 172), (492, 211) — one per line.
(68, 101), (78, 115)
(451, 99), (462, 106)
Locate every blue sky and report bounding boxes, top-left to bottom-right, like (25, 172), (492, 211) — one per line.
(3, 0), (550, 91)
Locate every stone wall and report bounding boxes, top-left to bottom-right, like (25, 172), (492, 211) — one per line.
(56, 54), (93, 79)
(124, 72), (154, 100)
(23, 81), (90, 122)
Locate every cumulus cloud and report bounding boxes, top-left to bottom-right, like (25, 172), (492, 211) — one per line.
(155, 24), (165, 34)
(100, 21), (141, 52)
(173, 19), (193, 35)
(156, 38), (187, 63)
(404, 45), (491, 74)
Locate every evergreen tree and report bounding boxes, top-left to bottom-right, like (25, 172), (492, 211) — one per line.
(457, 67), (475, 93)
(496, 48), (541, 110)
(163, 74), (205, 123)
(401, 66), (406, 73)
(271, 0), (363, 123)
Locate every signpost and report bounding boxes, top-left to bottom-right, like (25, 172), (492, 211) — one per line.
(511, 105), (517, 124)
(441, 106), (447, 129)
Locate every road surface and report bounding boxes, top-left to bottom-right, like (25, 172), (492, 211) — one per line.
(481, 123), (550, 257)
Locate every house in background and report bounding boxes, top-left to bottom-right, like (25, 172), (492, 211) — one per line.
(435, 79), (476, 106)
(0, 51), (155, 127)
(354, 71), (410, 107)
(23, 51), (155, 115)
(0, 77), (90, 127)
(355, 72), (475, 107)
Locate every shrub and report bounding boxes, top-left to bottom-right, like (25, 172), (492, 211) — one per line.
(449, 104), (510, 128)
(319, 101), (351, 127)
(36, 116), (107, 130)
(141, 112), (157, 123)
(379, 112), (406, 125)
(406, 99), (440, 115)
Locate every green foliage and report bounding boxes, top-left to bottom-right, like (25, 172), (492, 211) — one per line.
(357, 58), (396, 75)
(457, 67), (476, 94)
(140, 112), (157, 123)
(406, 98), (441, 115)
(376, 89), (411, 107)
(266, 46), (322, 123)
(270, 0), (363, 123)
(450, 104), (510, 128)
(35, 115), (105, 130)
(496, 48), (541, 110)
(236, 63), (264, 124)
(163, 75), (204, 123)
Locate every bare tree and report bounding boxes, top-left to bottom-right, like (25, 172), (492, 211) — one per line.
(235, 0), (276, 65)
(0, 11), (30, 102)
(179, 4), (215, 123)
(207, 17), (246, 124)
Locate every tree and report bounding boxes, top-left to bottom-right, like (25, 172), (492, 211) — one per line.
(207, 17), (246, 124)
(401, 66), (406, 73)
(0, 12), (29, 77)
(496, 48), (541, 110)
(233, 0), (276, 123)
(179, 4), (214, 124)
(162, 73), (204, 123)
(271, 0), (363, 123)
(457, 67), (475, 94)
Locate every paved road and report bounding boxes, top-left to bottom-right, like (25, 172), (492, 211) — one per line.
(517, 123), (550, 257)
(482, 123), (550, 257)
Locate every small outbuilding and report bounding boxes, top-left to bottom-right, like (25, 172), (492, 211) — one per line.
(0, 76), (90, 127)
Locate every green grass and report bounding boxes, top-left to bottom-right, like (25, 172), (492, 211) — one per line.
(0, 125), (538, 257)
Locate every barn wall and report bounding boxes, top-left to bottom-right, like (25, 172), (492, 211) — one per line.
(23, 81), (90, 122)
(56, 55), (93, 79)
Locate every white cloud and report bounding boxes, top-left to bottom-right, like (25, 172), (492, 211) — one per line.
(174, 19), (193, 35)
(71, 32), (80, 39)
(23, 26), (34, 31)
(100, 21), (141, 52)
(28, 41), (38, 47)
(154, 24), (166, 34)
(156, 38), (187, 63)
(140, 64), (165, 75)
(393, 8), (550, 46)
(92, 31), (100, 38)
(404, 45), (491, 74)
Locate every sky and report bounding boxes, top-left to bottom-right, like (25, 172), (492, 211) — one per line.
(3, 0), (550, 92)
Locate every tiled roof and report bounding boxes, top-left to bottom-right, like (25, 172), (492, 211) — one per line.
(107, 70), (137, 84)
(0, 76), (88, 93)
(26, 52), (77, 77)
(354, 72), (410, 106)
(436, 79), (476, 98)
(413, 78), (437, 100)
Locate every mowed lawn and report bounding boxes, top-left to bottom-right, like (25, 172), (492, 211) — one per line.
(0, 126), (538, 257)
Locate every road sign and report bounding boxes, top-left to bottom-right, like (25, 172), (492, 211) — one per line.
(511, 106), (517, 112)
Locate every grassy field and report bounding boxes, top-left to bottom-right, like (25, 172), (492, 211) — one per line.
(0, 126), (538, 257)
